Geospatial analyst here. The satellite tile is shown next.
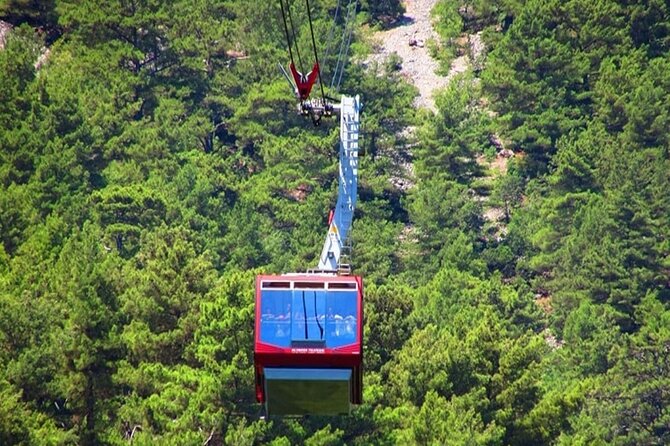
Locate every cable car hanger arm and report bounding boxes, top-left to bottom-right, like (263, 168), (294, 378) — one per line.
(317, 95), (360, 272)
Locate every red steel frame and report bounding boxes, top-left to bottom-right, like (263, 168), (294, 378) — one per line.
(254, 274), (364, 406)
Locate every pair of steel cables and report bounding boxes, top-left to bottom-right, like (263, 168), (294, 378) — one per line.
(278, 0), (358, 99)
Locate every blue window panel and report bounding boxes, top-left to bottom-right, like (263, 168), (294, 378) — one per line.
(325, 291), (358, 348)
(291, 290), (326, 342)
(259, 289), (292, 347)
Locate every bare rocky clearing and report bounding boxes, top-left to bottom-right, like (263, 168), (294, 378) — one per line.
(367, 0), (512, 230)
(367, 0), (468, 112)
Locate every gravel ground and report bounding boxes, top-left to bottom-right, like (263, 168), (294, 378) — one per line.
(368, 0), (468, 112)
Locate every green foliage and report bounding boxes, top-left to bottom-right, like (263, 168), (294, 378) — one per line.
(0, 24), (40, 190)
(364, 282), (415, 371)
(433, 0), (463, 43)
(92, 185), (167, 257)
(430, 0), (463, 68)
(352, 217), (402, 284)
(0, 379), (74, 445)
(0, 0), (57, 28)
(406, 389), (504, 445)
(560, 309), (670, 444)
(490, 165), (523, 223)
(415, 71), (490, 182)
(359, 0), (404, 27)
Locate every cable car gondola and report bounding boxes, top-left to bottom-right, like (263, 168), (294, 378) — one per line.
(254, 274), (363, 416)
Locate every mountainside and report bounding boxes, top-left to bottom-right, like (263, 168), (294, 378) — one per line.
(1, 0), (669, 444)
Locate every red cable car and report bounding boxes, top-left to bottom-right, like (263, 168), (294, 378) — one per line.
(253, 87), (361, 416)
(254, 274), (363, 416)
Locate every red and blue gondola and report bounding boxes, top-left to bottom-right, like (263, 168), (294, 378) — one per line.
(254, 274), (363, 416)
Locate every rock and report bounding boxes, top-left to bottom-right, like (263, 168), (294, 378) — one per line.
(500, 148), (514, 158)
(0, 20), (13, 51)
(34, 47), (51, 71)
(489, 134), (504, 151)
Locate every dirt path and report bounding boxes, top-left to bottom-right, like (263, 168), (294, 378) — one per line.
(368, 0), (467, 112)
